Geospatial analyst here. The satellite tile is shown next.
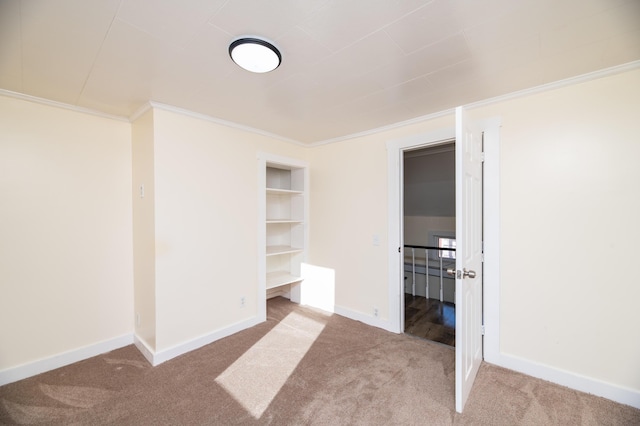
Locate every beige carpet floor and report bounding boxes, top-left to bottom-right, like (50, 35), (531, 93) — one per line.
(1, 297), (638, 425)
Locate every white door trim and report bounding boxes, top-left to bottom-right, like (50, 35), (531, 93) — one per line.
(479, 118), (501, 364)
(386, 127), (456, 334)
(387, 118), (640, 410)
(386, 117), (501, 361)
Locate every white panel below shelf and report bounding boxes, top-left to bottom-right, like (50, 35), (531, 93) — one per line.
(267, 271), (303, 289)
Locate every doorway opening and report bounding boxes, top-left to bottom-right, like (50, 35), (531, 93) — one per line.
(403, 141), (456, 346)
(387, 114), (500, 413)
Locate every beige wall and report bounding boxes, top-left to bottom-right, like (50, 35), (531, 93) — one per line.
(309, 68), (640, 395)
(403, 216), (455, 247)
(150, 108), (307, 352)
(2, 66), (638, 401)
(0, 96), (133, 370)
(470, 68), (640, 392)
(309, 114), (454, 320)
(131, 109), (157, 350)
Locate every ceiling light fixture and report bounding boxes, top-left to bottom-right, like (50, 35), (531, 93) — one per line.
(229, 37), (281, 73)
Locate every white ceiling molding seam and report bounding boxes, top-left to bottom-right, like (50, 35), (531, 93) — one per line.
(129, 102), (154, 123)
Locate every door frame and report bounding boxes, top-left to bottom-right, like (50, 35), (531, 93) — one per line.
(385, 116), (501, 362)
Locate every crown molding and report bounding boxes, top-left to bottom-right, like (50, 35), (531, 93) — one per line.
(465, 60), (640, 112)
(3, 60), (638, 147)
(0, 89), (129, 122)
(144, 101), (305, 147)
(129, 102), (153, 122)
(309, 60), (640, 146)
(308, 108), (455, 148)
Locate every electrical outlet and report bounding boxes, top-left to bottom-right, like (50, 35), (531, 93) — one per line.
(373, 307), (379, 318)
(135, 313), (140, 327)
(240, 296), (245, 308)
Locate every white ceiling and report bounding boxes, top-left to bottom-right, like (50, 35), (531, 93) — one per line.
(1, 0), (639, 145)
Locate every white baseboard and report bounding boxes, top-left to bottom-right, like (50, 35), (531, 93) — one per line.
(486, 352), (640, 410)
(5, 316), (636, 411)
(335, 305), (640, 409)
(133, 335), (155, 366)
(0, 317), (264, 385)
(334, 304), (396, 333)
(0, 334), (134, 386)
(135, 316), (263, 366)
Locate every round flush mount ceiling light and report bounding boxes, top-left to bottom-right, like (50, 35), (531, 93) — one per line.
(229, 37), (281, 73)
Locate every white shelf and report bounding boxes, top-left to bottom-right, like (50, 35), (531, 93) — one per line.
(266, 245), (303, 256)
(266, 219), (304, 224)
(266, 188), (303, 195)
(266, 271), (303, 289)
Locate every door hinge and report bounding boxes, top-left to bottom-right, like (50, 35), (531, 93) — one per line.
(481, 152), (485, 162)
(481, 325), (485, 335)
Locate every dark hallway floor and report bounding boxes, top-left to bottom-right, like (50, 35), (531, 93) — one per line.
(404, 295), (455, 346)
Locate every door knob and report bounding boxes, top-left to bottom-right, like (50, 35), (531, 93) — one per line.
(463, 268), (476, 279)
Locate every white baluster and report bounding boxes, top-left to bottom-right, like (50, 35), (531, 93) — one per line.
(425, 248), (429, 301)
(411, 248), (416, 297)
(439, 256), (444, 302)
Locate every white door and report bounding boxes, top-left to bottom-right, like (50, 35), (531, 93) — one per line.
(455, 106), (484, 413)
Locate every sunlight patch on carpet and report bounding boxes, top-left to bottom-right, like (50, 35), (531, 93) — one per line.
(215, 311), (326, 419)
(104, 358), (148, 369)
(40, 384), (117, 408)
(2, 399), (83, 424)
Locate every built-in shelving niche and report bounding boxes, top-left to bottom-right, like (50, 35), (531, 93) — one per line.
(258, 154), (308, 321)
